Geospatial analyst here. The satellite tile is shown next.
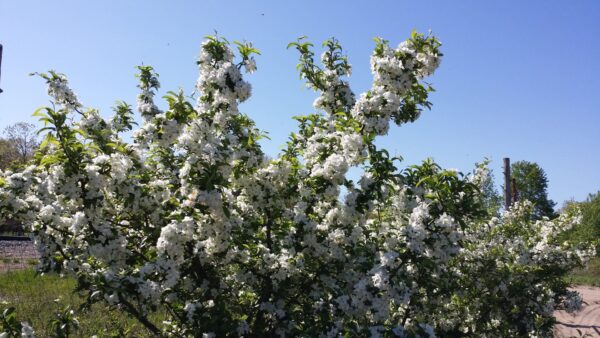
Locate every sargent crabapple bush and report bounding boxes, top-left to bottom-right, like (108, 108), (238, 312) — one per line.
(0, 31), (593, 337)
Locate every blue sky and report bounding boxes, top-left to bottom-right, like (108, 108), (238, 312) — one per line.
(1, 0), (599, 206)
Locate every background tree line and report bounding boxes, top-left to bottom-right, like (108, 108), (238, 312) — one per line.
(477, 159), (555, 220)
(480, 159), (598, 253)
(0, 122), (38, 170)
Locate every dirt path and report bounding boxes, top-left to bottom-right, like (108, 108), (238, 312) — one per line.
(555, 286), (600, 337)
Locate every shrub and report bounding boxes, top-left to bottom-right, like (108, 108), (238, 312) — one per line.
(0, 31), (593, 337)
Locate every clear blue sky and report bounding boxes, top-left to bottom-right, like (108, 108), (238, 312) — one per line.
(1, 1), (599, 206)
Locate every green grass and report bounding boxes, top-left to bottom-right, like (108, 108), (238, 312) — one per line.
(0, 269), (165, 337)
(566, 256), (600, 286)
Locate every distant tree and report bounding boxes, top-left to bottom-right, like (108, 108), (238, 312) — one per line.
(3, 122), (38, 162)
(0, 122), (38, 169)
(511, 160), (556, 219)
(0, 138), (17, 170)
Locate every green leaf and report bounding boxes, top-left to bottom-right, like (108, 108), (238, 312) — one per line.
(33, 106), (51, 118)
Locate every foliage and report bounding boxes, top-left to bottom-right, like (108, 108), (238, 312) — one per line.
(0, 139), (16, 171)
(0, 306), (34, 337)
(567, 256), (600, 286)
(561, 191), (600, 254)
(0, 32), (594, 337)
(510, 160), (556, 219)
(0, 122), (38, 171)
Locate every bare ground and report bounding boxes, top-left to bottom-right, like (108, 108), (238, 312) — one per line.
(554, 286), (600, 337)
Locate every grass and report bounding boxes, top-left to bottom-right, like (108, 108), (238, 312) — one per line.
(0, 269), (165, 337)
(566, 256), (600, 286)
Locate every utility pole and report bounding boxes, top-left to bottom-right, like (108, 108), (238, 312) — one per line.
(0, 44), (3, 94)
(503, 157), (511, 209)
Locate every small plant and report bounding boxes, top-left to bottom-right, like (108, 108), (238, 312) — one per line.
(0, 306), (35, 337)
(49, 300), (79, 338)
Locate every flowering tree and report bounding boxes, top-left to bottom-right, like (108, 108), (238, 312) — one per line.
(0, 31), (593, 337)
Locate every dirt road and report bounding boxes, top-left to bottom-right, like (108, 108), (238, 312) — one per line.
(555, 286), (600, 337)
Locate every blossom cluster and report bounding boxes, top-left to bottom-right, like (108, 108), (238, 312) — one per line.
(0, 32), (592, 337)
